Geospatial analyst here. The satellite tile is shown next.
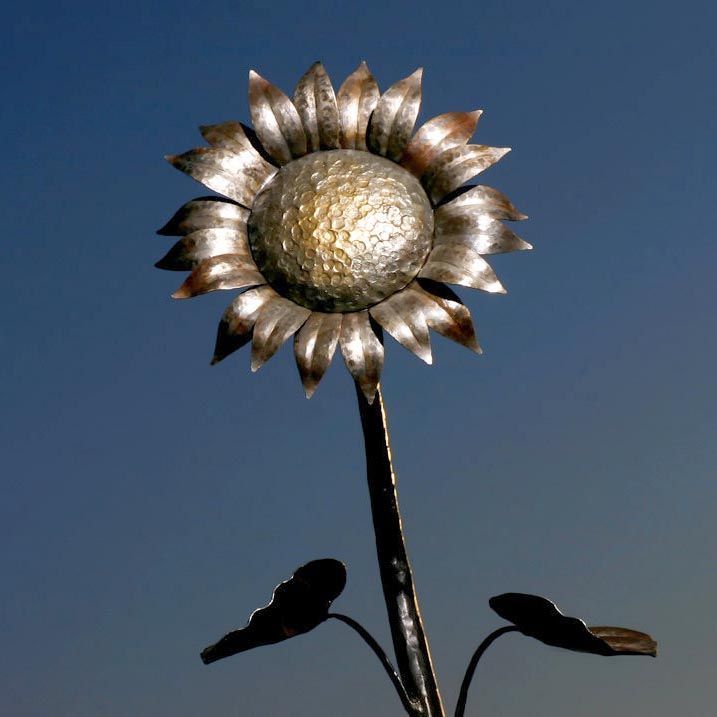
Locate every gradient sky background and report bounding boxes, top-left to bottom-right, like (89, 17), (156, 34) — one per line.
(3, 1), (716, 715)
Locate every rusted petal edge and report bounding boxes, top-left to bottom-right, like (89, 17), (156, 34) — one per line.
(401, 110), (482, 177)
(172, 255), (265, 298)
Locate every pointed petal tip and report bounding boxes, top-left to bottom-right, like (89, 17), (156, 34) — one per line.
(412, 67), (424, 80)
(171, 286), (191, 299)
(164, 154), (179, 165)
(303, 385), (317, 399)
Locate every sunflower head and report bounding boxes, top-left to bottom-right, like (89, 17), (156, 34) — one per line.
(157, 61), (530, 401)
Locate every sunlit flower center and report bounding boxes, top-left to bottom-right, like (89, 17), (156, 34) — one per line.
(248, 150), (434, 312)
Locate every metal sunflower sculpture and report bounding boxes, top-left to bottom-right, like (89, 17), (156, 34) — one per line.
(157, 61), (530, 401)
(156, 62), (655, 717)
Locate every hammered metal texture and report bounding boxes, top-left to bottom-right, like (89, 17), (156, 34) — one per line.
(248, 149), (434, 312)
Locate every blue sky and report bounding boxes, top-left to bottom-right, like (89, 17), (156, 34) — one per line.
(3, 1), (716, 715)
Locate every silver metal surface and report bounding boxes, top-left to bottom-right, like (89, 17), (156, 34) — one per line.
(166, 146), (276, 208)
(337, 61), (379, 151)
(339, 311), (384, 402)
(367, 68), (423, 161)
(248, 150), (433, 312)
(419, 244), (506, 293)
(370, 286), (432, 364)
(406, 281), (481, 353)
(434, 184), (527, 222)
(157, 197), (249, 236)
(171, 255), (265, 299)
(211, 285), (277, 364)
(434, 212), (532, 255)
(155, 227), (252, 271)
(159, 62), (527, 403)
(293, 312), (342, 397)
(248, 70), (307, 165)
(250, 295), (311, 371)
(423, 144), (511, 204)
(400, 110), (481, 178)
(294, 62), (340, 152)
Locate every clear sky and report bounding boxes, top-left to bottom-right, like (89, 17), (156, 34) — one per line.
(2, 1), (715, 715)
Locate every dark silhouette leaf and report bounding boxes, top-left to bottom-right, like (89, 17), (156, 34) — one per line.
(489, 593), (656, 657)
(201, 559), (346, 664)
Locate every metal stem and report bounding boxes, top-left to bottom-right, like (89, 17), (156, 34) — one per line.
(355, 383), (445, 717)
(328, 613), (418, 716)
(454, 626), (519, 717)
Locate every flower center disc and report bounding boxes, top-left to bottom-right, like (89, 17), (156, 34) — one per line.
(248, 149), (434, 312)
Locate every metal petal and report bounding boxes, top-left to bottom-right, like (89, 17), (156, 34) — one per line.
(251, 296), (311, 372)
(367, 68), (422, 161)
(201, 559), (346, 664)
(294, 312), (342, 398)
(293, 62), (340, 152)
(171, 255), (265, 299)
(212, 285), (277, 364)
(156, 227), (252, 271)
(199, 121), (274, 161)
(400, 110), (482, 177)
(339, 311), (384, 403)
(419, 244), (505, 293)
(438, 184), (528, 221)
(166, 147), (276, 208)
(434, 212), (532, 255)
(336, 61), (380, 150)
(423, 145), (511, 204)
(248, 69), (307, 165)
(157, 197), (249, 236)
(411, 281), (481, 353)
(370, 289), (432, 364)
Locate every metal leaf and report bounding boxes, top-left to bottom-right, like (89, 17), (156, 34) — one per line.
(370, 288), (432, 364)
(166, 147), (276, 208)
(250, 296), (311, 372)
(171, 255), (265, 299)
(211, 285), (277, 364)
(423, 145), (511, 204)
(339, 311), (384, 403)
(419, 244), (506, 293)
(336, 61), (380, 151)
(400, 110), (482, 177)
(248, 69), (307, 165)
(294, 62), (340, 152)
(412, 280), (481, 353)
(156, 197), (249, 236)
(201, 559), (347, 664)
(438, 184), (527, 221)
(434, 212), (532, 255)
(489, 593), (657, 657)
(155, 227), (252, 271)
(294, 312), (342, 398)
(367, 68), (422, 161)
